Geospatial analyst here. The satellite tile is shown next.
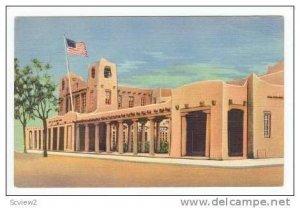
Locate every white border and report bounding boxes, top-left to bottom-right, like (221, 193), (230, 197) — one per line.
(6, 6), (294, 196)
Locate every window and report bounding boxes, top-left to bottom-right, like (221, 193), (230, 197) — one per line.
(104, 66), (112, 78)
(91, 67), (95, 78)
(129, 96), (134, 108)
(118, 95), (122, 108)
(82, 93), (86, 112)
(264, 111), (271, 138)
(66, 97), (69, 112)
(59, 98), (63, 113)
(75, 95), (80, 112)
(105, 90), (111, 105)
(62, 80), (65, 90)
(141, 97), (145, 106)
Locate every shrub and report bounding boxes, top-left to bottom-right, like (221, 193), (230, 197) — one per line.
(123, 142), (128, 152)
(160, 140), (169, 153)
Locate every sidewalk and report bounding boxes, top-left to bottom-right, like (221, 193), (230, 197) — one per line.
(26, 150), (283, 168)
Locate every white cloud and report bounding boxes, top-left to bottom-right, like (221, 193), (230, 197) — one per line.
(123, 63), (249, 88)
(117, 60), (147, 72)
(144, 51), (191, 61)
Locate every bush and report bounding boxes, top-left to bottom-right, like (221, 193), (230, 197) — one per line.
(160, 140), (169, 153)
(123, 142), (128, 152)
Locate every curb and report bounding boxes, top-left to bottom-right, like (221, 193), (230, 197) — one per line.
(25, 150), (284, 168)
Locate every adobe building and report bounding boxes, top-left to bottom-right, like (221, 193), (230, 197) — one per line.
(25, 58), (284, 160)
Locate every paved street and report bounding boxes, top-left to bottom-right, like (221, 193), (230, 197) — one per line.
(14, 152), (283, 187)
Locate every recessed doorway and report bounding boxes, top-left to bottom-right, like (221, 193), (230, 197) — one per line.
(228, 109), (244, 156)
(186, 111), (207, 156)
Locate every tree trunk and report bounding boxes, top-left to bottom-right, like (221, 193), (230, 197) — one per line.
(42, 119), (48, 157)
(22, 125), (27, 153)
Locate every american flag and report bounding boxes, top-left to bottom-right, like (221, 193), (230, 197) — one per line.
(66, 38), (88, 57)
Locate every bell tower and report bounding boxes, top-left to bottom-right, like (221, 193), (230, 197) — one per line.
(86, 58), (118, 112)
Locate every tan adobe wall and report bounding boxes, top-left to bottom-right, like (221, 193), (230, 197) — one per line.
(47, 111), (77, 126)
(115, 87), (171, 108)
(259, 71), (284, 85)
(266, 61), (284, 74)
(223, 83), (248, 159)
(59, 74), (87, 115)
(248, 74), (284, 158)
(161, 88), (172, 97)
(258, 61), (284, 85)
(151, 88), (160, 103)
(86, 62), (99, 112)
(226, 78), (247, 86)
(86, 58), (120, 112)
(117, 86), (152, 109)
(59, 74), (87, 97)
(152, 88), (172, 104)
(171, 80), (248, 160)
(170, 81), (224, 159)
(158, 96), (172, 103)
(95, 59), (118, 112)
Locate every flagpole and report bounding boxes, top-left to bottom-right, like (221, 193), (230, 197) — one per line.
(63, 34), (74, 112)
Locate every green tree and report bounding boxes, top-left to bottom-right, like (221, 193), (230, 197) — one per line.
(14, 58), (36, 153)
(30, 58), (58, 157)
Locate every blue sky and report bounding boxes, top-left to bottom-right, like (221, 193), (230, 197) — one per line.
(15, 16), (283, 88)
